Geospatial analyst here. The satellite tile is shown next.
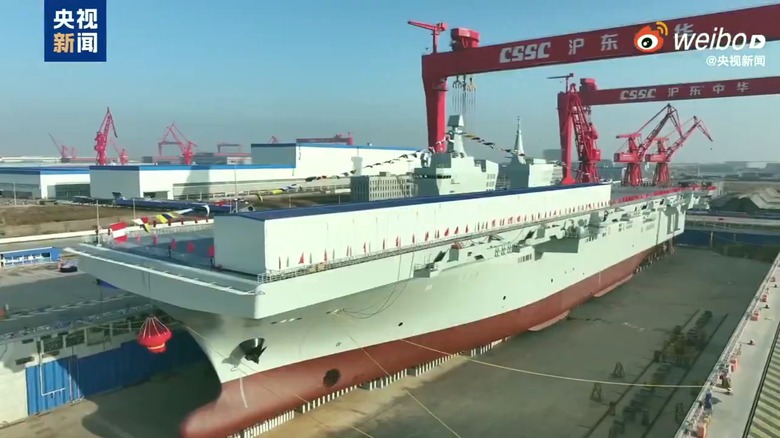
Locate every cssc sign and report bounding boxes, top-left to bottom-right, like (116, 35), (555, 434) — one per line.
(619, 88), (657, 101)
(499, 42), (552, 63)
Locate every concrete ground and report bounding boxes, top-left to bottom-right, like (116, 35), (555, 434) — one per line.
(0, 248), (770, 438)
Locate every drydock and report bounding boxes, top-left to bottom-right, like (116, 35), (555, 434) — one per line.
(67, 170), (698, 438)
(0, 246), (771, 438)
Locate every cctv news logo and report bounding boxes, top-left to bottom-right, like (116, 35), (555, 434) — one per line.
(634, 21), (766, 54)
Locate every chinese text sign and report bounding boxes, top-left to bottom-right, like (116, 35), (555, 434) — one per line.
(44, 0), (106, 62)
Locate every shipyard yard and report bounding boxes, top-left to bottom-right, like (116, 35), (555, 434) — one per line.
(0, 247), (769, 438)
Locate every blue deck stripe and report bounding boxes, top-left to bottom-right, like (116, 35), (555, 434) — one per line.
(239, 183), (604, 221)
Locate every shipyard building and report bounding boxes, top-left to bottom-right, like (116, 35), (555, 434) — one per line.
(89, 144), (418, 200)
(0, 167), (91, 200)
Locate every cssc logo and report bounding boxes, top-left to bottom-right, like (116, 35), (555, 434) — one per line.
(619, 88), (657, 101)
(634, 21), (668, 53)
(498, 42), (552, 63)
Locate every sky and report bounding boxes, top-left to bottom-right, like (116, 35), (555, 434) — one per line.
(0, 0), (778, 164)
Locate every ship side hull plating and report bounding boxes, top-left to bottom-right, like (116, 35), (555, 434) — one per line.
(157, 206), (684, 438)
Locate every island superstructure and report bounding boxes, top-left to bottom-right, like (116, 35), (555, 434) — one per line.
(67, 115), (699, 438)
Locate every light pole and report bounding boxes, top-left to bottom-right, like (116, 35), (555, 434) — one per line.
(12, 182), (17, 206)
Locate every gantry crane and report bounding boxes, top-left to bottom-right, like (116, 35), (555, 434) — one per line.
(110, 138), (129, 165)
(94, 107), (118, 166)
(614, 104), (681, 187)
(410, 4), (779, 185)
(216, 143), (245, 154)
(295, 133), (354, 146)
(48, 133), (76, 162)
(645, 117), (713, 186)
(157, 123), (196, 165)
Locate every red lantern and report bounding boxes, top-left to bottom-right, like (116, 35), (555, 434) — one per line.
(137, 316), (172, 354)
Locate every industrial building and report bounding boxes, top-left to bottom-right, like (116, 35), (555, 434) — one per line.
(90, 144), (418, 200)
(710, 188), (780, 214)
(0, 167), (91, 200)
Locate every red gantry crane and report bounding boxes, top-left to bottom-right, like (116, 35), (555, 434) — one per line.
(613, 104), (681, 187)
(645, 116), (713, 186)
(157, 123), (197, 165)
(295, 133), (354, 146)
(94, 107), (118, 166)
(409, 5), (780, 184)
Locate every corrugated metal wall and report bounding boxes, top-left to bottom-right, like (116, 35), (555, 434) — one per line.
(25, 330), (204, 416)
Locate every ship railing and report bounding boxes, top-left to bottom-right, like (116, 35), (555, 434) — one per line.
(675, 251), (780, 437)
(685, 219), (780, 232)
(0, 303), (154, 346)
(82, 223), (215, 245)
(256, 191), (689, 284)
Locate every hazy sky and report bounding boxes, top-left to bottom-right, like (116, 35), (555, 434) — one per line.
(1, 0), (778, 164)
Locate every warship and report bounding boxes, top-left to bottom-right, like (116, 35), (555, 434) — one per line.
(68, 115), (698, 437)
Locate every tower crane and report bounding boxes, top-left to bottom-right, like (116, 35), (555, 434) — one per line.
(613, 104), (682, 187)
(645, 116), (713, 186)
(94, 107), (118, 166)
(550, 74), (601, 183)
(157, 123), (196, 165)
(48, 133), (76, 162)
(110, 138), (129, 165)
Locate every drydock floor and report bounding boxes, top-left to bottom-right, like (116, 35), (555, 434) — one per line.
(0, 247), (770, 438)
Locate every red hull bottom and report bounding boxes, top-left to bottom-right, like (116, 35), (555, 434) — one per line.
(181, 246), (660, 438)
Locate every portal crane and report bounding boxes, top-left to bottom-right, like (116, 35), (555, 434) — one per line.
(410, 4), (780, 185)
(157, 123), (196, 165)
(645, 117), (713, 186)
(94, 107), (118, 166)
(550, 74), (601, 183)
(48, 133), (76, 162)
(110, 138), (129, 165)
(614, 104), (681, 187)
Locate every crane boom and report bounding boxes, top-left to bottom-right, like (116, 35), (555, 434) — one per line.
(94, 107), (118, 166)
(646, 117), (713, 186)
(614, 104), (682, 186)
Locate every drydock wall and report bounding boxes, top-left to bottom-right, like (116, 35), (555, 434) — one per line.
(0, 323), (204, 426)
(214, 183), (612, 274)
